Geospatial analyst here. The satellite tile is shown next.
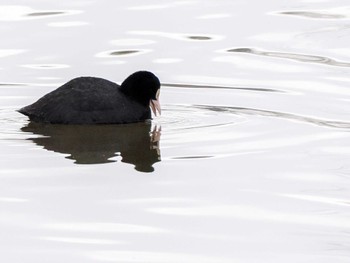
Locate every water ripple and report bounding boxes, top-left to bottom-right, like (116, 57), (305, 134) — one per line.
(279, 11), (346, 19)
(129, 30), (224, 41)
(158, 105), (242, 132)
(172, 155), (213, 160)
(27, 11), (65, 17)
(0, 6), (82, 21)
(21, 64), (70, 69)
(227, 48), (350, 67)
(0, 83), (27, 86)
(194, 105), (350, 129)
(96, 49), (151, 58)
(162, 82), (283, 93)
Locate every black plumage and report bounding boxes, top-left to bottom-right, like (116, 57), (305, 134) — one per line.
(18, 71), (161, 124)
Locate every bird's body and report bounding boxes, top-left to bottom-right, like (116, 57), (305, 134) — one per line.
(18, 71), (161, 124)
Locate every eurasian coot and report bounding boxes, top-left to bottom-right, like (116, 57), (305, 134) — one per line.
(18, 71), (161, 124)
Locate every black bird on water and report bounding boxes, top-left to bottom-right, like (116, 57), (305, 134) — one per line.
(18, 71), (161, 124)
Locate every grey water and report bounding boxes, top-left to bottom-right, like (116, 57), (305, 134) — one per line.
(1, 0), (350, 262)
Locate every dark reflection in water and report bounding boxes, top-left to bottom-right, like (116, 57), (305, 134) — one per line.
(21, 122), (161, 172)
(280, 11), (345, 19)
(0, 83), (26, 86)
(228, 48), (350, 67)
(172, 156), (213, 159)
(27, 12), (66, 17)
(187, 35), (212, 40)
(110, 50), (140, 56)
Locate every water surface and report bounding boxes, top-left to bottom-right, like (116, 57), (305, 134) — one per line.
(1, 0), (350, 262)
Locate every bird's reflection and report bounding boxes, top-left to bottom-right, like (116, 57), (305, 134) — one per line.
(21, 122), (161, 172)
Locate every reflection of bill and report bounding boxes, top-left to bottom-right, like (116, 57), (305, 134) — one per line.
(21, 122), (161, 173)
(150, 126), (161, 157)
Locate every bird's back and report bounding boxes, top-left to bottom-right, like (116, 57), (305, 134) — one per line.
(19, 77), (151, 124)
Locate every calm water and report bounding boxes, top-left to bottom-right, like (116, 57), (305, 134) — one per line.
(1, 0), (350, 262)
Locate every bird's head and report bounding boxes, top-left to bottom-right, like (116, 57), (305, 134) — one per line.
(120, 71), (161, 116)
